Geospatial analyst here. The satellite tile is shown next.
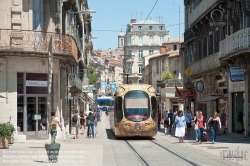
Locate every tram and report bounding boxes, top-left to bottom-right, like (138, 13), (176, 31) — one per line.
(109, 84), (157, 137)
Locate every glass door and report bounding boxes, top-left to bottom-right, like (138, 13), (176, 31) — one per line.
(26, 96), (48, 139)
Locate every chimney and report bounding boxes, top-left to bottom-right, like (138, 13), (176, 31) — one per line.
(97, 52), (101, 57)
(130, 19), (136, 23)
(160, 46), (167, 55)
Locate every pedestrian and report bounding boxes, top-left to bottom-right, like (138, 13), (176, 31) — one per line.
(192, 111), (199, 142)
(172, 108), (178, 136)
(157, 109), (161, 129)
(175, 110), (186, 143)
(196, 111), (206, 144)
(80, 111), (86, 134)
(87, 112), (95, 138)
(220, 109), (226, 129)
(97, 110), (101, 122)
(168, 109), (173, 132)
(164, 113), (170, 135)
(184, 106), (193, 137)
(71, 110), (80, 139)
(48, 112), (62, 143)
(208, 111), (221, 144)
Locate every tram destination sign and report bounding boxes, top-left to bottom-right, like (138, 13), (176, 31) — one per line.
(230, 67), (245, 82)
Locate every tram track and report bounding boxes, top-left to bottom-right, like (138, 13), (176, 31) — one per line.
(125, 139), (198, 166)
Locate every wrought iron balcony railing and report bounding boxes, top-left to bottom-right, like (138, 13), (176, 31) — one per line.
(163, 79), (183, 87)
(184, 28), (195, 43)
(68, 73), (83, 91)
(0, 29), (78, 65)
(219, 27), (250, 58)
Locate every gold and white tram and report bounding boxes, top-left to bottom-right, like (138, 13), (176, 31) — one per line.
(110, 84), (157, 137)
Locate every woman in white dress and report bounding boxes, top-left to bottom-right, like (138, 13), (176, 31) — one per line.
(175, 110), (186, 143)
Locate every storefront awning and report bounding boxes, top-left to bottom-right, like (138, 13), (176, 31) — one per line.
(79, 96), (89, 104)
(199, 95), (222, 104)
(177, 91), (196, 104)
(83, 92), (94, 104)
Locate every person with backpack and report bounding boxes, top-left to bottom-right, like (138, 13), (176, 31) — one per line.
(48, 112), (62, 143)
(71, 110), (80, 139)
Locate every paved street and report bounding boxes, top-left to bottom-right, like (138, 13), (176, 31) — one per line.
(1, 115), (249, 166)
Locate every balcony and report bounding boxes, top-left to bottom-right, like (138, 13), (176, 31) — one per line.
(219, 28), (250, 59)
(68, 73), (83, 93)
(190, 52), (223, 77)
(163, 79), (183, 87)
(0, 29), (79, 66)
(184, 28), (195, 43)
(189, 0), (221, 27)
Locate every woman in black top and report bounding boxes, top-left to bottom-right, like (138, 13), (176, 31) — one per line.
(164, 113), (170, 135)
(208, 111), (221, 144)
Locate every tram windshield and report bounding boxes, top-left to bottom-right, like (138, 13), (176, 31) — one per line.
(124, 90), (150, 121)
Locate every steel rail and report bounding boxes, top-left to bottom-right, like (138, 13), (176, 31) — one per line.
(125, 140), (150, 166)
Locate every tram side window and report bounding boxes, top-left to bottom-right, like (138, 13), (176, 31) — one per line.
(151, 96), (157, 120)
(117, 96), (123, 122)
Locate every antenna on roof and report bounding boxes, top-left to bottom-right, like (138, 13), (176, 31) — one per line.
(141, 10), (142, 21)
(155, 16), (161, 23)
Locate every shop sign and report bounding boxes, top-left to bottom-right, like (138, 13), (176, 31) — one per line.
(211, 89), (224, 95)
(229, 80), (245, 93)
(26, 80), (47, 87)
(230, 67), (245, 82)
(82, 86), (89, 93)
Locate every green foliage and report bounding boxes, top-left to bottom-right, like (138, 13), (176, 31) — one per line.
(88, 66), (97, 85)
(162, 71), (173, 81)
(0, 124), (15, 138)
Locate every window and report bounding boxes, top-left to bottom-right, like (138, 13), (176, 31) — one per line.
(121, 39), (124, 47)
(128, 50), (132, 55)
(162, 58), (165, 72)
(173, 45), (177, 50)
(149, 26), (153, 30)
(149, 49), (154, 55)
(116, 96), (123, 122)
(138, 49), (143, 58)
(160, 36), (164, 45)
(149, 36), (153, 45)
(159, 26), (163, 30)
(127, 36), (131, 45)
(138, 36), (143, 45)
(156, 60), (159, 74)
(139, 64), (143, 73)
(138, 26), (142, 30)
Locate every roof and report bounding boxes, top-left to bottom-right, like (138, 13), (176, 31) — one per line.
(163, 38), (184, 44)
(133, 20), (161, 25)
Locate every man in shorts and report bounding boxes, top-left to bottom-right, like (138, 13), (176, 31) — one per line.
(72, 110), (80, 139)
(184, 106), (193, 137)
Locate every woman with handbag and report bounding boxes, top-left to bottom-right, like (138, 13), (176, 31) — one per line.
(208, 111), (221, 144)
(192, 111), (199, 142)
(196, 111), (206, 144)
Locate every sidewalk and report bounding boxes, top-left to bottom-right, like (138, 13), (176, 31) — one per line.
(0, 116), (108, 166)
(157, 126), (250, 166)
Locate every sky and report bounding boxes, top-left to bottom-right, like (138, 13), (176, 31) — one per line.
(88, 0), (184, 50)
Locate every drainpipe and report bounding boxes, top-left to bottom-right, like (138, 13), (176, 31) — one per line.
(5, 57), (8, 104)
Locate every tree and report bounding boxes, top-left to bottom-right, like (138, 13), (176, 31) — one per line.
(88, 66), (97, 85)
(162, 71), (173, 81)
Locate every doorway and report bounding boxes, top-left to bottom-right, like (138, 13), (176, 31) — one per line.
(26, 96), (48, 139)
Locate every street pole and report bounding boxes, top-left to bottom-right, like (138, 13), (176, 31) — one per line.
(126, 73), (129, 84)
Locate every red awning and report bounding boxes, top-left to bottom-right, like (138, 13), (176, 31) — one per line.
(177, 91), (196, 104)
(199, 95), (222, 104)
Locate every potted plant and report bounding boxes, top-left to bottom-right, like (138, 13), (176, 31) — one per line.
(0, 124), (12, 149)
(7, 124), (15, 144)
(45, 142), (61, 163)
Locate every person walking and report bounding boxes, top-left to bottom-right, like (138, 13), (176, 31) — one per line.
(208, 111), (221, 144)
(87, 112), (95, 138)
(164, 113), (170, 135)
(196, 111), (206, 144)
(157, 109), (161, 129)
(71, 110), (80, 139)
(172, 108), (178, 136)
(175, 110), (186, 143)
(184, 106), (193, 137)
(192, 111), (199, 142)
(168, 109), (173, 132)
(80, 111), (86, 134)
(48, 112), (62, 143)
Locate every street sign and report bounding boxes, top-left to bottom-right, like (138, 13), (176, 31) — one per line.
(230, 67), (245, 82)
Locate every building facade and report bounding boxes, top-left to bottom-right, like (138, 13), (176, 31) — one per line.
(184, 0), (250, 137)
(123, 19), (169, 84)
(0, 0), (95, 140)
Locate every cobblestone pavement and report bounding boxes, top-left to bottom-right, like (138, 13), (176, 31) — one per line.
(0, 116), (249, 166)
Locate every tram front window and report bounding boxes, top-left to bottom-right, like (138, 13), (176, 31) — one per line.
(124, 90), (150, 121)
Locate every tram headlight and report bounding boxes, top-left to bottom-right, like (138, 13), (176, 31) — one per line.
(147, 86), (155, 93)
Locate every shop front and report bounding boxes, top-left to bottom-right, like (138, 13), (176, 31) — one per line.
(17, 73), (53, 139)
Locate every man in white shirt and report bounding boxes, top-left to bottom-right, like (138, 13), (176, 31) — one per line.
(71, 110), (80, 139)
(184, 106), (193, 137)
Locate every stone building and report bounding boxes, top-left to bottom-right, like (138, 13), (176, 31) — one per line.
(184, 0), (250, 137)
(123, 19), (169, 84)
(0, 0), (95, 140)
